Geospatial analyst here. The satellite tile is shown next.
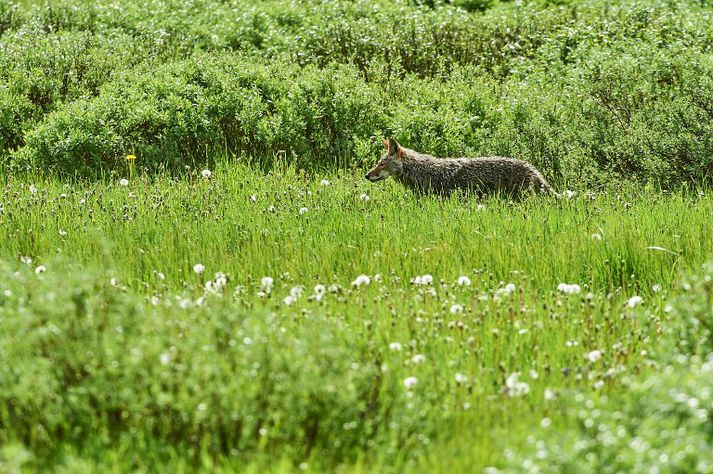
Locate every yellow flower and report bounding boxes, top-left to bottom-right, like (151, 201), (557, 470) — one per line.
(126, 154), (136, 161)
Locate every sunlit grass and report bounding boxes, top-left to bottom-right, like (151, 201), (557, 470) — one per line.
(1, 161), (711, 471)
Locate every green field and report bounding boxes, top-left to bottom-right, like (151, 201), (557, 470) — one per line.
(2, 0), (713, 472)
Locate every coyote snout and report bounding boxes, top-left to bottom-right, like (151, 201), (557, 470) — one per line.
(367, 138), (556, 197)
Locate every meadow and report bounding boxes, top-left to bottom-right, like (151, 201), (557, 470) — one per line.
(2, 0), (713, 472)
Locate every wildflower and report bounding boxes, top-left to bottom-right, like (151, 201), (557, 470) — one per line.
(193, 263), (205, 275)
(591, 233), (603, 241)
(35, 265), (46, 274)
(494, 283), (516, 299)
(627, 295), (644, 308)
(261, 276), (274, 291)
(544, 388), (556, 401)
(201, 169), (212, 178)
(540, 417), (552, 428)
(565, 190), (576, 199)
(389, 342), (403, 352)
(529, 370), (539, 379)
(250, 194), (257, 202)
(126, 154), (136, 162)
(59, 230), (68, 237)
(652, 284), (662, 293)
(373, 274), (383, 283)
(299, 207), (308, 215)
(314, 284), (326, 294)
(411, 354), (426, 364)
(586, 350), (603, 363)
(476, 204), (486, 211)
(29, 184), (37, 195)
(557, 283), (581, 295)
(160, 352), (171, 365)
(352, 274), (371, 287)
(450, 303), (464, 314)
(455, 373), (467, 384)
(119, 178), (129, 187)
(457, 276), (472, 286)
(403, 376), (418, 389)
(283, 295), (297, 306)
(320, 179), (331, 186)
(412, 274), (434, 286)
(505, 372), (530, 397)
(360, 193), (370, 202)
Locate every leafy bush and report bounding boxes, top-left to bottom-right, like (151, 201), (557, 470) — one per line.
(0, 260), (399, 467)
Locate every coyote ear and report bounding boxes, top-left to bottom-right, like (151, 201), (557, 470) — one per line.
(388, 138), (400, 156)
(382, 138), (389, 150)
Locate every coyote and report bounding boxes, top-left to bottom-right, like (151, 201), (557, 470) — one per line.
(365, 138), (556, 197)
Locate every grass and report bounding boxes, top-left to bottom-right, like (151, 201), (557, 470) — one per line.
(1, 159), (712, 472)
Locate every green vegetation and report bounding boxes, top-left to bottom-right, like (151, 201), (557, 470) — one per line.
(2, 0), (713, 472)
(2, 0), (713, 186)
(1, 165), (712, 471)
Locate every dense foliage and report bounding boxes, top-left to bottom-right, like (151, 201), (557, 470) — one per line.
(1, 0), (713, 186)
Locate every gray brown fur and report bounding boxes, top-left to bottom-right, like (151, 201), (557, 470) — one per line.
(366, 138), (556, 198)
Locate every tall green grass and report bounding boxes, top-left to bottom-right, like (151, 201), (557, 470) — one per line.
(1, 163), (711, 471)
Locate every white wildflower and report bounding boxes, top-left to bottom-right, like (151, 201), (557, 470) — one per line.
(591, 233), (603, 241)
(250, 194), (257, 202)
(403, 376), (418, 389)
(505, 372), (530, 397)
(119, 178), (129, 187)
(627, 295), (644, 308)
(352, 274), (371, 287)
(261, 276), (274, 291)
(34, 265), (46, 274)
(586, 350), (603, 363)
(389, 342), (403, 352)
(412, 274), (434, 286)
(544, 388), (556, 401)
(360, 193), (370, 202)
(652, 284), (662, 293)
(495, 283), (516, 299)
(455, 373), (467, 384)
(565, 190), (576, 199)
(476, 204), (486, 211)
(529, 369), (539, 380)
(298, 207), (308, 215)
(193, 263), (205, 275)
(29, 184), (38, 195)
(320, 179), (331, 186)
(201, 169), (212, 178)
(283, 295), (297, 306)
(558, 283), (581, 295)
(411, 354), (426, 364)
(160, 352), (171, 365)
(450, 303), (464, 314)
(457, 276), (472, 286)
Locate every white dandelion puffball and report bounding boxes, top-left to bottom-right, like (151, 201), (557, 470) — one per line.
(299, 207), (308, 215)
(119, 178), (129, 187)
(627, 295), (644, 308)
(565, 190), (576, 199)
(283, 295), (297, 306)
(352, 274), (371, 287)
(403, 376), (418, 389)
(320, 179), (331, 186)
(29, 184), (38, 195)
(455, 373), (467, 384)
(201, 169), (212, 178)
(360, 193), (370, 202)
(411, 354), (426, 364)
(457, 276), (472, 286)
(35, 265), (47, 274)
(505, 372), (530, 397)
(261, 276), (274, 290)
(586, 350), (603, 363)
(412, 274), (434, 286)
(557, 283), (581, 295)
(193, 263), (205, 275)
(450, 304), (464, 314)
(389, 342), (403, 352)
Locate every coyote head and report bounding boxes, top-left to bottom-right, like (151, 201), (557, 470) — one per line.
(365, 138), (404, 182)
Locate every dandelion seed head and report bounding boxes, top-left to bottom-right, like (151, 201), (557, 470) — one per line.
(320, 179), (331, 186)
(403, 376), (418, 389)
(627, 295), (644, 308)
(352, 274), (371, 287)
(201, 169), (212, 178)
(457, 276), (472, 286)
(119, 178), (129, 187)
(450, 303), (464, 314)
(193, 263), (205, 275)
(34, 265), (46, 274)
